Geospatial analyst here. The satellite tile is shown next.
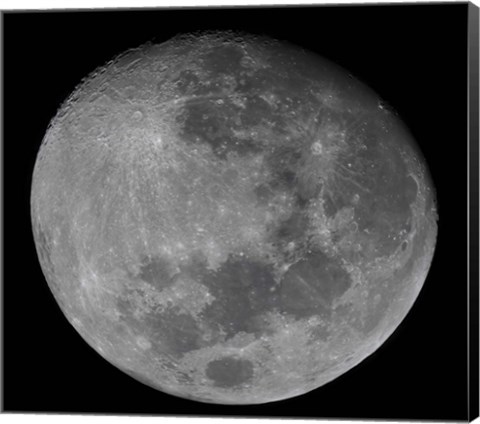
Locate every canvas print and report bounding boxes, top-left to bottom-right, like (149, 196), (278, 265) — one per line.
(3, 2), (477, 420)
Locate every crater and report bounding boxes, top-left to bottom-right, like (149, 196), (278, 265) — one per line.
(205, 356), (254, 388)
(172, 69), (200, 95)
(131, 110), (144, 121)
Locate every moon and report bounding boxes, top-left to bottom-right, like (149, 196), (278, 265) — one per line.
(30, 31), (438, 405)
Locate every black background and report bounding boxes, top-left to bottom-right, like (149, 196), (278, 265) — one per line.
(3, 3), (470, 420)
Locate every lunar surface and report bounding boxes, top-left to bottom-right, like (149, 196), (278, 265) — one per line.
(31, 32), (438, 404)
